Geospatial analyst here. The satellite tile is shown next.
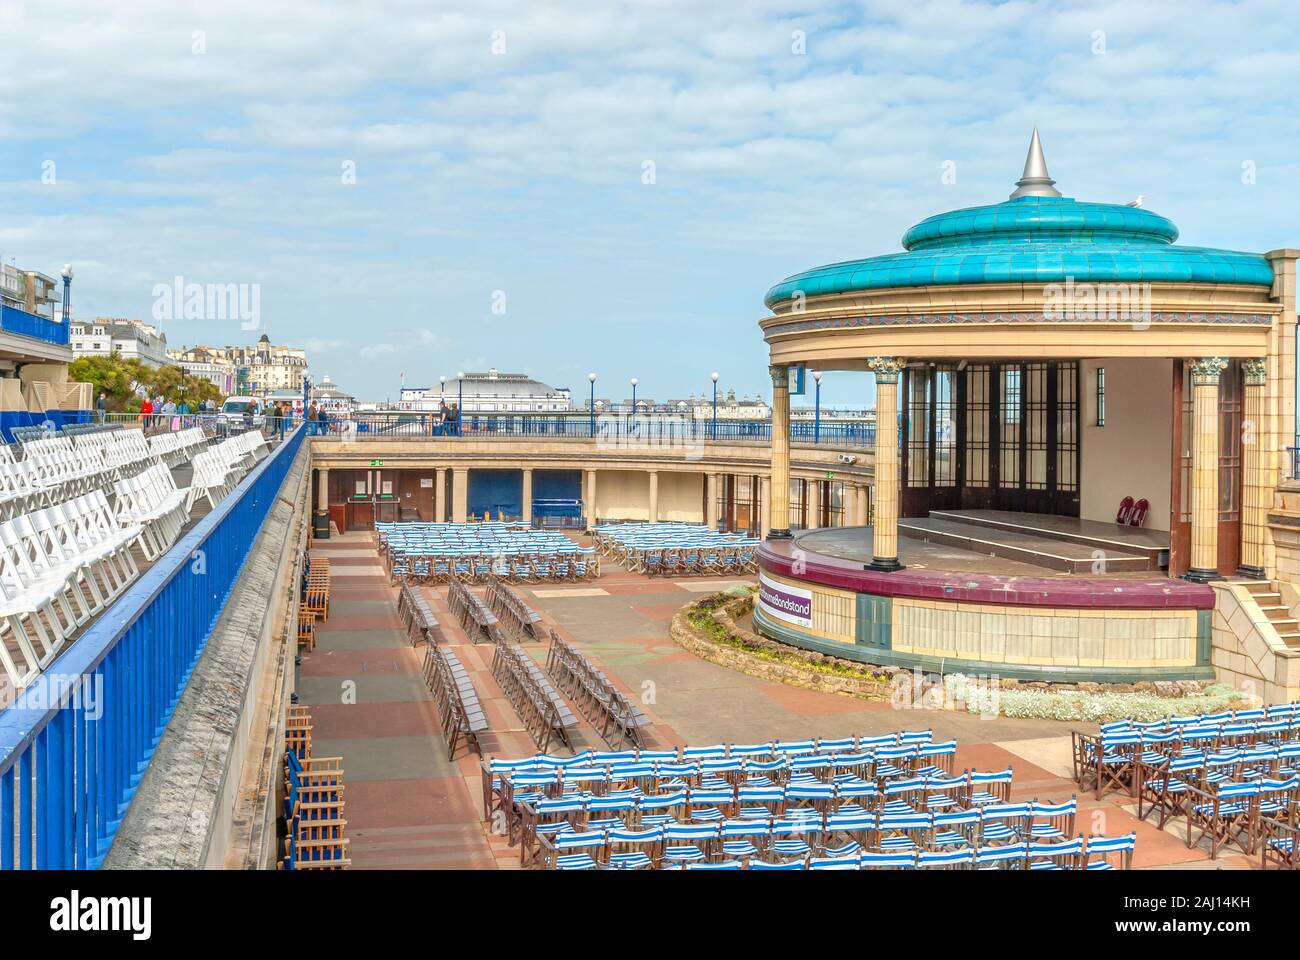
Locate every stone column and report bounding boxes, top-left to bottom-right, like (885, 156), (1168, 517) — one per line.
(452, 468), (468, 523)
(435, 467), (447, 522)
(868, 357), (904, 571)
(585, 469), (597, 531)
(760, 475), (772, 538)
(1187, 357), (1227, 582)
(648, 470), (659, 523)
(1240, 358), (1268, 579)
(768, 364), (792, 538)
(521, 467), (533, 527)
(706, 473), (719, 528)
(315, 467), (330, 538)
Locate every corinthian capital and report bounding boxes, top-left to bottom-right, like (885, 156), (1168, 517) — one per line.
(769, 364), (789, 388)
(867, 356), (904, 382)
(1243, 358), (1267, 386)
(1190, 357), (1228, 386)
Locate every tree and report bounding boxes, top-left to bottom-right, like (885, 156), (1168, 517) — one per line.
(70, 354), (224, 412)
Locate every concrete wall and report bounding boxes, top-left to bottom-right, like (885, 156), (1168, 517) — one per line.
(1080, 358), (1173, 530)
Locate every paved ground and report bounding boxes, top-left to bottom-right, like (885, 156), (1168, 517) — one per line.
(301, 530), (1257, 870)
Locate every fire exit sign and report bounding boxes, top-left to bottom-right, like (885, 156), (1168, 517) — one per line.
(370, 459), (385, 466)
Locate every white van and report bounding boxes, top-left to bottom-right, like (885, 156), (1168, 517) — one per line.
(217, 396), (265, 434)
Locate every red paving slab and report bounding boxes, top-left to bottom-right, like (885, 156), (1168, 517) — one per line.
(309, 701), (444, 740)
(300, 648), (414, 677)
(342, 777), (482, 829)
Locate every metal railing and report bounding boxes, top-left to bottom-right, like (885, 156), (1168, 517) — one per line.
(0, 304), (69, 346)
(0, 424), (306, 869)
(307, 412), (877, 450)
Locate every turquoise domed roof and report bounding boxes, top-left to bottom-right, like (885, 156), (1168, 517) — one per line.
(764, 135), (1274, 308)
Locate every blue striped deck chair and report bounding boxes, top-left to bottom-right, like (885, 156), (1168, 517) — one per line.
(1261, 815), (1300, 869)
(545, 829), (608, 870)
(749, 858), (806, 870)
(786, 781), (835, 818)
(1279, 741), (1300, 777)
(974, 841), (1028, 870)
(860, 851), (917, 870)
(924, 773), (968, 810)
(978, 803), (1031, 845)
(1143, 754), (1204, 830)
(1027, 836), (1084, 870)
(1256, 776), (1299, 818)
(815, 737), (857, 754)
(1185, 780), (1260, 859)
(874, 744), (916, 779)
(967, 768), (1014, 806)
(876, 812), (931, 853)
(660, 822), (719, 865)
(737, 785), (785, 820)
(770, 817), (822, 860)
(742, 757), (790, 787)
(607, 826), (662, 870)
(1027, 798), (1077, 841)
(859, 733), (905, 750)
(1083, 832), (1136, 870)
(882, 775), (928, 815)
(585, 793), (640, 832)
(916, 741), (957, 778)
(900, 729), (934, 745)
(833, 779), (877, 814)
(931, 808), (980, 848)
(721, 819), (770, 860)
(774, 738), (819, 757)
(809, 855), (860, 871)
(729, 742), (776, 759)
(918, 847), (973, 870)
(687, 787), (735, 822)
(823, 811), (875, 858)
(637, 789), (687, 828)
(828, 750), (875, 775)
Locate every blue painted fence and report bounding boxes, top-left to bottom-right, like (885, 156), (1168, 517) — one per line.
(0, 424), (305, 869)
(323, 413), (876, 450)
(0, 304), (69, 346)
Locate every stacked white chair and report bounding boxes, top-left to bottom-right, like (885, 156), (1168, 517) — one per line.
(0, 496), (143, 689)
(114, 463), (192, 560)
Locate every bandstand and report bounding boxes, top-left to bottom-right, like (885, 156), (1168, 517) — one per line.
(755, 131), (1300, 697)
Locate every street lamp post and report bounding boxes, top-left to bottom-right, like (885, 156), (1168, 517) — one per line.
(813, 370), (822, 444)
(438, 375), (447, 436)
(60, 265), (73, 346)
(630, 377), (638, 435)
(588, 372), (597, 437)
(456, 372), (464, 437)
(710, 372), (719, 440)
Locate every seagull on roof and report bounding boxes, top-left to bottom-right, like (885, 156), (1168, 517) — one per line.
(1125, 194), (1144, 208)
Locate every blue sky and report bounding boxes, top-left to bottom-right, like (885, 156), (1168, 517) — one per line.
(2, 0), (1298, 407)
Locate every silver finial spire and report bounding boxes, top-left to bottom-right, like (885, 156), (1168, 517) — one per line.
(1009, 127), (1062, 199)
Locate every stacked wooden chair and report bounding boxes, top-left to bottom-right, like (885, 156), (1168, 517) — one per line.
(280, 706), (350, 870)
(298, 555), (330, 653)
